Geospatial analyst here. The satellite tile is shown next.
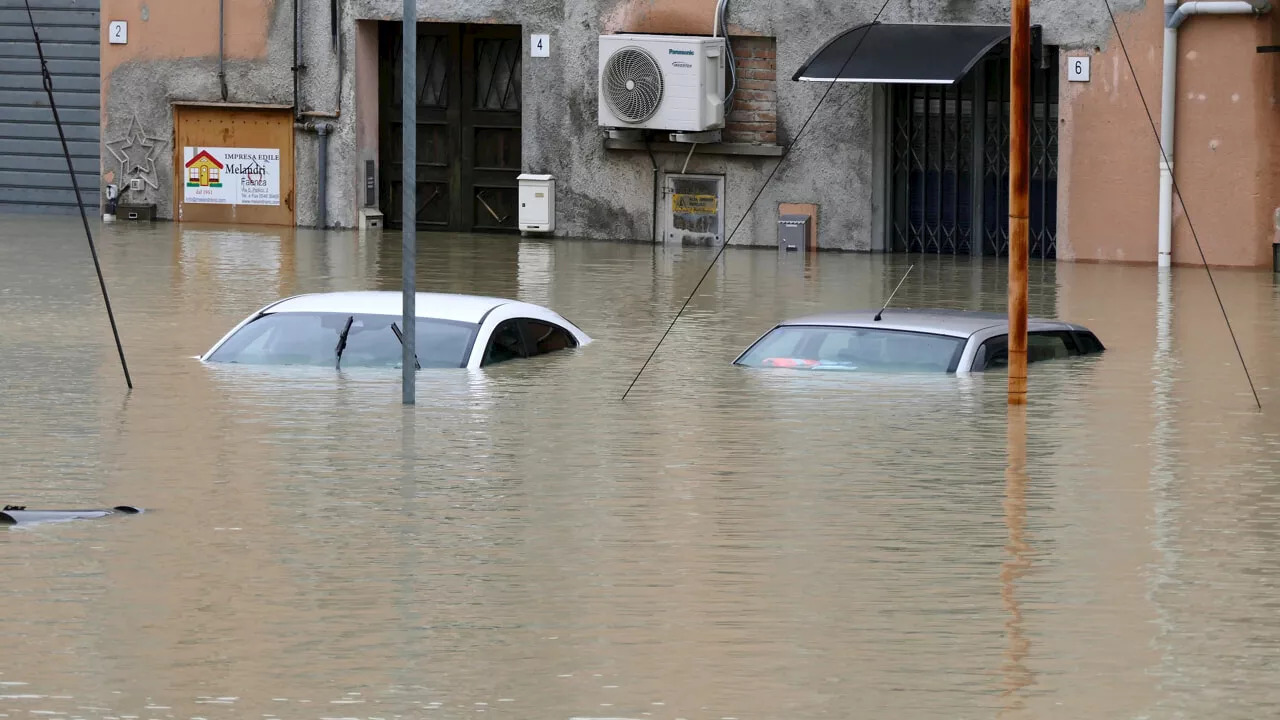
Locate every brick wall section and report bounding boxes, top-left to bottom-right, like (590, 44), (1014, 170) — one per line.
(723, 36), (777, 145)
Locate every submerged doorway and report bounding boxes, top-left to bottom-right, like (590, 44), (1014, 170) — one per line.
(378, 22), (522, 232)
(886, 43), (1059, 258)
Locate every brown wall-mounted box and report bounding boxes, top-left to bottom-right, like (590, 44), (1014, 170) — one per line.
(117, 204), (157, 222)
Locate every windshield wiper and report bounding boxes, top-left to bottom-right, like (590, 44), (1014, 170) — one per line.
(335, 315), (354, 369)
(391, 322), (421, 370)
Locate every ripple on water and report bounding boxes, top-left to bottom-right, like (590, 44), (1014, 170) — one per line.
(1, 220), (1280, 718)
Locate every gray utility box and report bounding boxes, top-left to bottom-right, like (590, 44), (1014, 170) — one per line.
(778, 214), (810, 252)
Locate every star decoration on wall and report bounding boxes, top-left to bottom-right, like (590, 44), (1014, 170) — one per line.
(105, 115), (167, 190)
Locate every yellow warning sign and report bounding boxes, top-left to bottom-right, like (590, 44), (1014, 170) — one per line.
(672, 193), (718, 214)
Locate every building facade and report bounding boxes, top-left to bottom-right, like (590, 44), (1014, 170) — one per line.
(3, 0), (1278, 266)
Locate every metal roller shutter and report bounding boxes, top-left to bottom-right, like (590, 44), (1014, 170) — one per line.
(0, 0), (99, 215)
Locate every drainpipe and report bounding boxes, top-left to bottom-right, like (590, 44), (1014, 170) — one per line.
(1158, 0), (1271, 267)
(317, 123), (329, 228)
(296, 121), (333, 228)
(218, 0), (228, 101)
(293, 0), (305, 119)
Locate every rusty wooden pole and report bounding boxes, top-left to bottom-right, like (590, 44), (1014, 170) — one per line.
(1007, 0), (1031, 405)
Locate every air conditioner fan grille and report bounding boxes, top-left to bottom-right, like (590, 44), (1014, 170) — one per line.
(603, 46), (664, 123)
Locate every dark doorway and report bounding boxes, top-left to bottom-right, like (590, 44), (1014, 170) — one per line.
(379, 22), (522, 232)
(887, 42), (1059, 258)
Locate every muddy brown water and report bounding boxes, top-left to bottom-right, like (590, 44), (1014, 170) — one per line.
(2, 214), (1280, 719)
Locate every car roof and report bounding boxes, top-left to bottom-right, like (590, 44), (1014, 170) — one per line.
(776, 308), (1080, 338)
(260, 291), (544, 325)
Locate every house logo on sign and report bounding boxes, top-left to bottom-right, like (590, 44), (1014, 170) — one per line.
(241, 159), (267, 187)
(185, 150), (223, 188)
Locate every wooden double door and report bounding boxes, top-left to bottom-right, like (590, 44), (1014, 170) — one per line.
(379, 22), (522, 233)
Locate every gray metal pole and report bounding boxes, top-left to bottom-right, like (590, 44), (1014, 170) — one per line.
(401, 0), (416, 404)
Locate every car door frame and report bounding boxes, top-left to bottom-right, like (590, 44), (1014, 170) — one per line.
(964, 322), (1085, 372)
(478, 316), (532, 367)
(465, 304), (590, 369)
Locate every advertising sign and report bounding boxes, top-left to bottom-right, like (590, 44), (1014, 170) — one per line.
(183, 146), (281, 206)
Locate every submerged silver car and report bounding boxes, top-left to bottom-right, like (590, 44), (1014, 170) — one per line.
(733, 308), (1105, 373)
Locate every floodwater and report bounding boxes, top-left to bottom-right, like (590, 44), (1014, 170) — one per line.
(2, 214), (1280, 720)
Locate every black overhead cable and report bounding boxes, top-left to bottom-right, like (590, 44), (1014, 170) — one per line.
(1099, 0), (1260, 410)
(621, 0), (897, 401)
(23, 0), (133, 390)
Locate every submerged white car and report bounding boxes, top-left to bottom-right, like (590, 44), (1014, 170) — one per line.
(200, 291), (591, 370)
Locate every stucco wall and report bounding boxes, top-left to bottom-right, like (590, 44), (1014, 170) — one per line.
(99, 0), (353, 227)
(117, 0), (1280, 261)
(342, 0), (1144, 249)
(1058, 0), (1280, 267)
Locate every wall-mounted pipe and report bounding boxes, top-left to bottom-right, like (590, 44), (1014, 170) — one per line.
(711, 0), (737, 114)
(296, 121), (333, 228)
(1170, 0), (1270, 27)
(643, 135), (660, 241)
(218, 0), (228, 101)
(317, 122), (330, 228)
(293, 0), (305, 119)
(1158, 0), (1271, 266)
(298, 0), (342, 118)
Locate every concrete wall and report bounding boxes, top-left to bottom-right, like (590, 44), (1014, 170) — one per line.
(342, 0), (1143, 250)
(100, 0), (352, 227)
(100, 0), (1280, 266)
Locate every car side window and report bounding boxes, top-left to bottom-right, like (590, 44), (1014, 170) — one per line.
(482, 319), (527, 367)
(1072, 330), (1105, 354)
(1027, 331), (1076, 363)
(520, 319), (577, 357)
(974, 331), (1082, 371)
(975, 335), (1009, 371)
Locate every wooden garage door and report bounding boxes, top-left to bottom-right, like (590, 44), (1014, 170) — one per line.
(173, 105), (295, 226)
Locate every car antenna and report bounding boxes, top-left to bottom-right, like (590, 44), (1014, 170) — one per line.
(874, 264), (914, 321)
(335, 315), (354, 369)
(617, 0), (895, 402)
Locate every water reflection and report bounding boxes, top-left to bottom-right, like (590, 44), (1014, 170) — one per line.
(1000, 404), (1033, 716)
(1, 214), (1279, 719)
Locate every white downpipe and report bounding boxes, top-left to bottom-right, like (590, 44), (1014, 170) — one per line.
(1158, 11), (1177, 268)
(1158, 0), (1270, 267)
(712, 0), (727, 36)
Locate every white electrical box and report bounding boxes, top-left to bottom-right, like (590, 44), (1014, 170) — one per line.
(517, 173), (555, 233)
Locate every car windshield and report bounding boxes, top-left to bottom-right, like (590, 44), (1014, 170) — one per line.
(205, 312), (479, 369)
(735, 325), (966, 373)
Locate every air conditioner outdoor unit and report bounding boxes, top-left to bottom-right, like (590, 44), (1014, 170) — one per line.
(597, 34), (726, 133)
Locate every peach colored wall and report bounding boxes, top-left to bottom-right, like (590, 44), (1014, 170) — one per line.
(601, 0), (754, 36)
(1061, 2), (1280, 267)
(100, 0), (273, 87)
(602, 0), (718, 35)
(354, 21), (380, 215)
(99, 0), (277, 163)
(1174, 14), (1280, 267)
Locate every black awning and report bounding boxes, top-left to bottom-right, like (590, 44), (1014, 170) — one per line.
(792, 22), (1010, 84)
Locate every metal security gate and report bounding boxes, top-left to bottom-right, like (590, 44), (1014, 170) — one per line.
(888, 42), (1058, 258)
(379, 22), (522, 232)
(0, 0), (99, 214)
